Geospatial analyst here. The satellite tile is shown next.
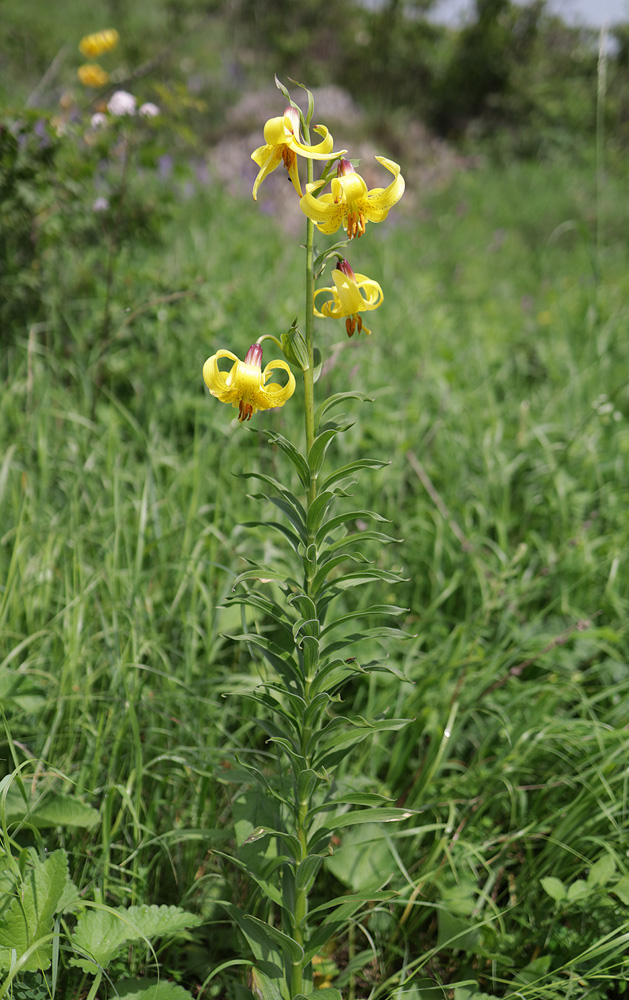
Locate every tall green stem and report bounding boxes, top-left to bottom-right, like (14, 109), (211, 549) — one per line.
(291, 122), (318, 998)
(302, 131), (317, 508)
(290, 793), (310, 997)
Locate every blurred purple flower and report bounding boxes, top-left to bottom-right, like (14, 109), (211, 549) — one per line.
(158, 154), (173, 178)
(194, 160), (210, 185)
(31, 119), (52, 150)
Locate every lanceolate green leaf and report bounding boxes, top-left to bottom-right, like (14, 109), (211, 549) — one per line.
(254, 714), (300, 751)
(313, 239), (350, 278)
(292, 617), (320, 641)
(306, 490), (335, 535)
(231, 568), (300, 591)
(295, 854), (324, 893)
(247, 697), (301, 742)
(229, 633), (302, 688)
(309, 553), (370, 594)
(225, 593), (297, 636)
(322, 626), (415, 657)
(242, 519), (303, 554)
(316, 510), (390, 546)
(238, 473), (306, 516)
(308, 658), (364, 697)
(213, 852), (285, 908)
(319, 569), (406, 595)
(261, 431), (311, 488)
(229, 632), (298, 665)
(307, 888), (399, 919)
(288, 594), (318, 620)
(313, 720), (411, 770)
(297, 769), (321, 803)
(317, 806), (415, 833)
(308, 429), (340, 477)
(314, 392), (370, 432)
(218, 902), (283, 977)
(317, 530), (401, 562)
(319, 459), (390, 493)
(281, 324), (310, 372)
(248, 493), (307, 540)
(251, 968), (286, 1000)
(319, 605), (408, 636)
(308, 716), (410, 760)
(225, 909), (304, 965)
(302, 893), (396, 962)
(326, 791), (394, 807)
(301, 634), (320, 679)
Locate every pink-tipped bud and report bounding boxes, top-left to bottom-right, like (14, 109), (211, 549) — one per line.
(244, 343), (263, 367)
(337, 158), (355, 177)
(284, 106), (301, 136)
(335, 258), (355, 280)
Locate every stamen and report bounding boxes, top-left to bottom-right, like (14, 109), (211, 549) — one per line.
(345, 209), (366, 240)
(282, 147), (297, 172)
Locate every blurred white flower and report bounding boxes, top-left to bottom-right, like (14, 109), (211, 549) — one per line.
(107, 90), (136, 116)
(93, 196), (110, 212)
(90, 112), (108, 129)
(139, 102), (160, 118)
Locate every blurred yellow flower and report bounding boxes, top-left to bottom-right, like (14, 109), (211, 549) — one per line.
(251, 107), (345, 200)
(79, 29), (120, 58)
(300, 156), (404, 239)
(314, 259), (384, 336)
(78, 63), (109, 88)
(203, 344), (296, 422)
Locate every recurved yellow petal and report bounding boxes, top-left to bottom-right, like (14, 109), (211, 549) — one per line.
(203, 346), (295, 421)
(300, 156), (405, 238)
(314, 260), (384, 337)
(251, 111), (345, 200)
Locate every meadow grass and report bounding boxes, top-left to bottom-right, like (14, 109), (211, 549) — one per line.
(1, 143), (628, 998)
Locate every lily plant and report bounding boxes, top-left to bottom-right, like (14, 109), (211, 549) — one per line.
(202, 78), (411, 1000)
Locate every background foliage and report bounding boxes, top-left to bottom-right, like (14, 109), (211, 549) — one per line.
(1, 0), (628, 997)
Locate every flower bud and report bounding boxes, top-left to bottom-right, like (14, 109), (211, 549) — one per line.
(337, 158), (355, 177)
(244, 343), (263, 368)
(284, 106), (301, 136)
(335, 258), (355, 280)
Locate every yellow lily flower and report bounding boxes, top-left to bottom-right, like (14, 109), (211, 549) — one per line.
(79, 29), (120, 58)
(203, 344), (296, 422)
(300, 156), (405, 239)
(77, 63), (110, 88)
(251, 107), (345, 200)
(314, 259), (384, 337)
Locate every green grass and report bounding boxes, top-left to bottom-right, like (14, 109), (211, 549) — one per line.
(1, 85), (629, 999)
